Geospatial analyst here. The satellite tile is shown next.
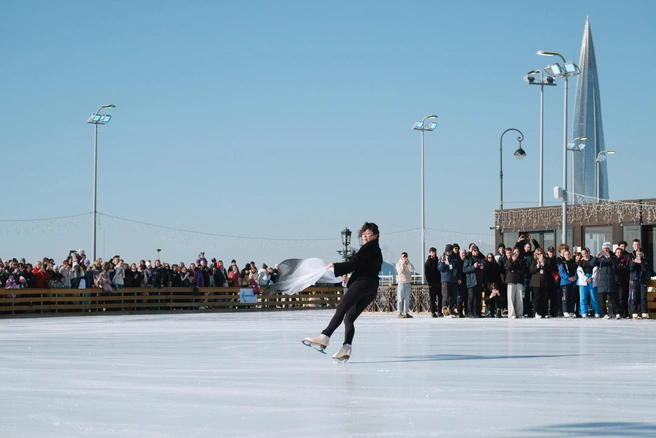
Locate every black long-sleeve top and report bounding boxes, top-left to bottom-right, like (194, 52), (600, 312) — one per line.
(334, 239), (383, 287)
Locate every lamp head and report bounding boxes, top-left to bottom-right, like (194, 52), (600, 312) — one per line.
(544, 64), (563, 78)
(101, 104), (116, 109)
(524, 75), (536, 84)
(514, 146), (527, 159)
(537, 50), (559, 57)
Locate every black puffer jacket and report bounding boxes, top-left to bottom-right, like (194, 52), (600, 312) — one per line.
(504, 256), (527, 285)
(595, 253), (619, 293)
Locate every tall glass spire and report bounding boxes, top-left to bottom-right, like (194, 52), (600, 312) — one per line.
(572, 17), (608, 201)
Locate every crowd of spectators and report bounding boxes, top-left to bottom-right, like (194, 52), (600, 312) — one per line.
(1, 250), (281, 296)
(423, 236), (653, 321)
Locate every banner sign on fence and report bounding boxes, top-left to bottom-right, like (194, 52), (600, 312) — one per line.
(239, 289), (257, 304)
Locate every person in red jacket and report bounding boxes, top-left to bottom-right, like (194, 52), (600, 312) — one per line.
(32, 261), (51, 288)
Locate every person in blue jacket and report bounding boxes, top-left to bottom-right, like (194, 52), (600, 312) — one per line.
(557, 249), (578, 318)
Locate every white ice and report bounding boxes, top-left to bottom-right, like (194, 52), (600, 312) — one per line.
(1, 311), (656, 437)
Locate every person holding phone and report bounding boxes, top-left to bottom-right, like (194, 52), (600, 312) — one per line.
(595, 242), (620, 319)
(629, 248), (651, 319)
(529, 248), (551, 318)
(395, 252), (415, 318)
(504, 248), (526, 319)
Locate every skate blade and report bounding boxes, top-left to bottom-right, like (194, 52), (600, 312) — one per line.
(301, 340), (326, 354)
(333, 357), (349, 364)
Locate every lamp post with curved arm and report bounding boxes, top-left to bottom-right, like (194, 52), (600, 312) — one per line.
(567, 136), (588, 201)
(412, 115), (438, 278)
(499, 128), (526, 211)
(87, 104), (116, 261)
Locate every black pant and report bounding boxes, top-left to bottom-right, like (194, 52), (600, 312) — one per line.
(322, 279), (378, 346)
(532, 286), (547, 317)
(598, 290), (620, 317)
(523, 278), (533, 316)
(467, 284), (482, 317)
(629, 281), (648, 315)
(428, 284), (442, 314)
(618, 283), (630, 317)
(548, 283), (561, 317)
(441, 282), (457, 311)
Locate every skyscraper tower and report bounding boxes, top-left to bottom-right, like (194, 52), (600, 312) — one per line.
(572, 17), (608, 201)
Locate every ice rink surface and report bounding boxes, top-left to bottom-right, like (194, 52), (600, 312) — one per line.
(1, 310), (655, 438)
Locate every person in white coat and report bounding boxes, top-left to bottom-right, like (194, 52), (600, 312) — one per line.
(395, 252), (415, 318)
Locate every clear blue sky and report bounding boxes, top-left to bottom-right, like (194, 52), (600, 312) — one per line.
(2, 0), (655, 267)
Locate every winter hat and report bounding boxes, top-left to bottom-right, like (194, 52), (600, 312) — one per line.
(19, 276), (26, 283)
(602, 242), (612, 250)
(73, 262), (80, 267)
(79, 249), (85, 255)
(547, 246), (555, 253)
(445, 244), (454, 252)
(146, 260), (152, 268)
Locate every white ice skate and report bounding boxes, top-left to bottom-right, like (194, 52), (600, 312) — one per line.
(302, 334), (329, 354)
(332, 344), (352, 364)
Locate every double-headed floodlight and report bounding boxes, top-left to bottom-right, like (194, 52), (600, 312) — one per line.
(524, 69), (558, 86)
(413, 115), (438, 131)
(567, 136), (588, 151)
(596, 150), (615, 162)
(87, 104), (116, 125)
(538, 51), (580, 79)
(413, 114), (438, 278)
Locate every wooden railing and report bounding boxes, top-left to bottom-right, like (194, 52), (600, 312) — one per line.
(1, 282), (654, 318)
(0, 286), (344, 317)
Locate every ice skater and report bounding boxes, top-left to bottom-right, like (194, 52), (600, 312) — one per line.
(303, 222), (383, 362)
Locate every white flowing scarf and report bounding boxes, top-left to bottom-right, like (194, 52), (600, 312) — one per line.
(263, 258), (343, 295)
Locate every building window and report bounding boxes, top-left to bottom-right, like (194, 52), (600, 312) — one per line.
(583, 226), (612, 255)
(555, 228), (573, 247)
(502, 232), (520, 251)
(542, 232), (555, 252)
(622, 225), (641, 245)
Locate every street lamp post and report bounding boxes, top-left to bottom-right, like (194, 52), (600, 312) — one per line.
(412, 115), (437, 278)
(499, 128), (526, 211)
(595, 150), (615, 200)
(567, 136), (588, 202)
(537, 51), (580, 243)
(87, 104), (116, 262)
(337, 227), (354, 262)
(524, 70), (556, 207)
